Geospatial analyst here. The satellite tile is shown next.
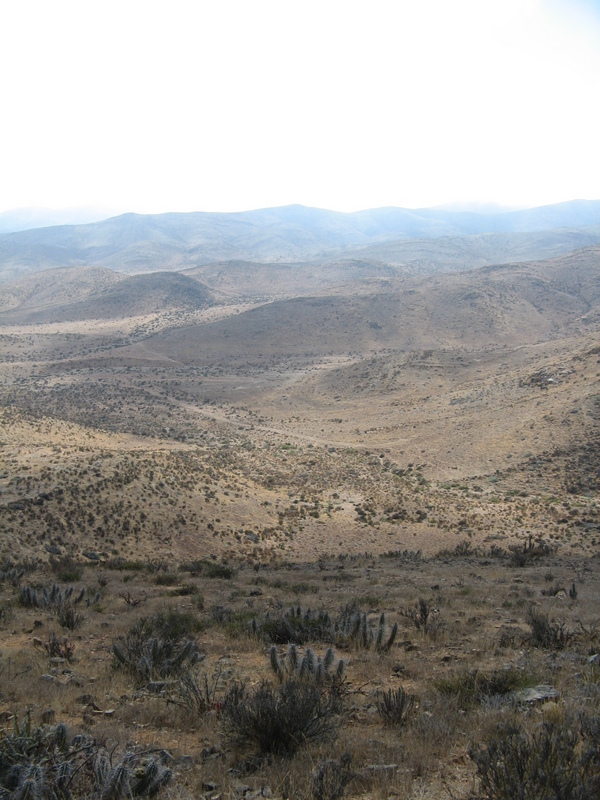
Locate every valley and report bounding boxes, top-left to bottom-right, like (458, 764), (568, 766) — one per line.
(0, 204), (599, 800)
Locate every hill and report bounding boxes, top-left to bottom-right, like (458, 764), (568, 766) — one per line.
(143, 245), (600, 368)
(0, 270), (214, 323)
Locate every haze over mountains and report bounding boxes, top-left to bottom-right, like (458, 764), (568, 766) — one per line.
(0, 199), (598, 284)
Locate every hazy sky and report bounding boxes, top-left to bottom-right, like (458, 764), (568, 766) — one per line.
(1, 0), (599, 214)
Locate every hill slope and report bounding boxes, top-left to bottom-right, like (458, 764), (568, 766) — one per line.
(0, 270), (214, 323)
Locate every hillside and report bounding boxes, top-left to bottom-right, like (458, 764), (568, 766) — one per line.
(145, 245), (600, 368)
(0, 270), (214, 323)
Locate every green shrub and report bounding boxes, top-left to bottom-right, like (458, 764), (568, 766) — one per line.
(49, 555), (83, 582)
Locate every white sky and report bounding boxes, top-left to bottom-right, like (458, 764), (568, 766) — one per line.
(0, 0), (599, 214)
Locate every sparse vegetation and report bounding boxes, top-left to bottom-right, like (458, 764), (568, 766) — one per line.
(1, 230), (599, 798)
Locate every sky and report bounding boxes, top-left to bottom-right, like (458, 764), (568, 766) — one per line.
(1, 0), (599, 215)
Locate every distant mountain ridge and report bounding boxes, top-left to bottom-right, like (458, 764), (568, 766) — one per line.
(0, 206), (119, 235)
(0, 200), (598, 282)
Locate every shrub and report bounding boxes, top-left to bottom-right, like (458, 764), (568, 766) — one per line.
(376, 687), (415, 727)
(508, 536), (554, 567)
(469, 720), (600, 799)
(175, 666), (227, 715)
(154, 572), (178, 586)
(221, 679), (342, 755)
(527, 607), (573, 650)
(57, 605), (85, 631)
(310, 753), (354, 800)
(49, 555), (82, 582)
(400, 598), (442, 638)
(251, 607), (336, 645)
(434, 668), (529, 708)
(204, 562), (235, 579)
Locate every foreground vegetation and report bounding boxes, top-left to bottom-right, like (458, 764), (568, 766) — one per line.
(1, 545), (599, 799)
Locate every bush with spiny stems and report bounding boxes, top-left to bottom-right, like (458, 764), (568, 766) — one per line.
(0, 712), (172, 798)
(399, 598), (442, 638)
(221, 679), (342, 755)
(433, 668), (531, 708)
(527, 606), (573, 650)
(112, 608), (204, 684)
(469, 718), (600, 799)
(250, 607), (336, 645)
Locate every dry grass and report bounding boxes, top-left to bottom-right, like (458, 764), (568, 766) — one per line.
(1, 548), (599, 798)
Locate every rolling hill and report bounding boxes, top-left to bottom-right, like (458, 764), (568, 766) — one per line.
(0, 270), (214, 323)
(137, 244), (600, 369)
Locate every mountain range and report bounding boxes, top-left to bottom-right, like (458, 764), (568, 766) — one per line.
(0, 200), (598, 283)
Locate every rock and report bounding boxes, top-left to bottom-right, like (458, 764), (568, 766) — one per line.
(75, 694), (95, 705)
(366, 764), (398, 773)
(513, 685), (560, 703)
(201, 745), (221, 760)
(82, 550), (100, 561)
(45, 545), (61, 555)
(40, 674), (55, 682)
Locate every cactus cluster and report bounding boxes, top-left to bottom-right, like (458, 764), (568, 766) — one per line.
(18, 584), (89, 610)
(0, 713), (171, 799)
(376, 686), (415, 727)
(269, 644), (345, 686)
(112, 612), (204, 683)
(251, 604), (398, 652)
(336, 607), (398, 652)
(0, 568), (25, 587)
(250, 607), (335, 645)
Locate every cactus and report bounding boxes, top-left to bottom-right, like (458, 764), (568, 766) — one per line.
(18, 583), (86, 612)
(101, 762), (130, 800)
(269, 645), (345, 687)
(0, 716), (172, 798)
(376, 687), (416, 727)
(112, 614), (203, 683)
